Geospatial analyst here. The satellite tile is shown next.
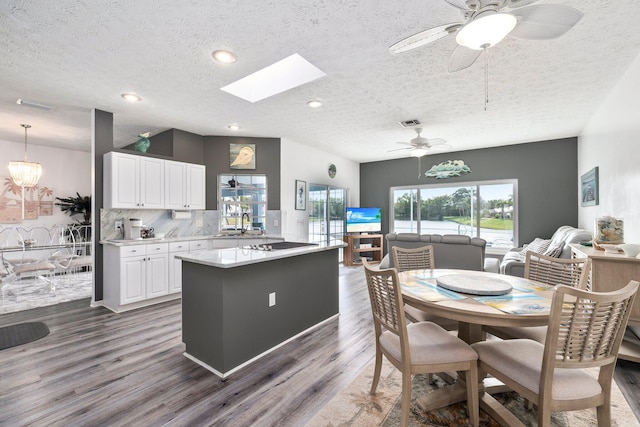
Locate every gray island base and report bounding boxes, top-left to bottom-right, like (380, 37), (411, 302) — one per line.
(179, 243), (341, 378)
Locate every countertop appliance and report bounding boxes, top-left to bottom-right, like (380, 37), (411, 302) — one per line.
(126, 218), (143, 240)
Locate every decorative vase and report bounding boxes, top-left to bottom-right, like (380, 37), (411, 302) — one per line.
(135, 135), (151, 153)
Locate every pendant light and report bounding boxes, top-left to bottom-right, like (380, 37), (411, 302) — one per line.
(9, 124), (42, 187)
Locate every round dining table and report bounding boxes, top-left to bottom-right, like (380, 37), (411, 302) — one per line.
(398, 268), (556, 417)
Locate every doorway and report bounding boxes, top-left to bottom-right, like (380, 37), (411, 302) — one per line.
(308, 184), (347, 261)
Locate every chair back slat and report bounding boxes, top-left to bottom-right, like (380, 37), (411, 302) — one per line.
(545, 282), (638, 370)
(392, 245), (435, 273)
(363, 260), (404, 335)
(524, 251), (590, 289)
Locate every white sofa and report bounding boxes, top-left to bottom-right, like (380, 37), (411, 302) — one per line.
(500, 225), (592, 277)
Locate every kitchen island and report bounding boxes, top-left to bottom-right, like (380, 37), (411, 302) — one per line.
(177, 241), (344, 378)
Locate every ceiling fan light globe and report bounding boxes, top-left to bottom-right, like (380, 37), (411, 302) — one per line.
(410, 148), (429, 157)
(456, 12), (517, 50)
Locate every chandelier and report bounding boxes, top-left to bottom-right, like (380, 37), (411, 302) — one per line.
(9, 124), (42, 187)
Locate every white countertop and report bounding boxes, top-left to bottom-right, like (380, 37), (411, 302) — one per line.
(176, 241), (346, 268)
(100, 234), (283, 246)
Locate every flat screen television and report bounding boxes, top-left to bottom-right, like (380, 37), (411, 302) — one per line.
(346, 207), (382, 234)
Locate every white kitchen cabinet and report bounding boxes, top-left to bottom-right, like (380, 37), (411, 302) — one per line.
(168, 240), (209, 294)
(104, 152), (165, 209)
(103, 242), (171, 312)
(165, 161), (206, 210)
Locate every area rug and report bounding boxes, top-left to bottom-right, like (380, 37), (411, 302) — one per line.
(0, 322), (50, 351)
(306, 358), (639, 427)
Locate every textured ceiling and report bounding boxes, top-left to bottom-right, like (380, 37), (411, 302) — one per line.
(1, 0), (639, 162)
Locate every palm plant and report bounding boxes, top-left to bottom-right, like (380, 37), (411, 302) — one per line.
(55, 193), (91, 224)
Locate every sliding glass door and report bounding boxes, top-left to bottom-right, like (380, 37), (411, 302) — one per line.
(308, 184), (347, 261)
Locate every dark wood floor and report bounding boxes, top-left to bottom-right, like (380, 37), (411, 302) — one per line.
(1, 265), (638, 426)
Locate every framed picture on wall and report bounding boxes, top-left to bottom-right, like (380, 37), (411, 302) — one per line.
(230, 143), (256, 169)
(581, 167), (599, 207)
(295, 180), (306, 211)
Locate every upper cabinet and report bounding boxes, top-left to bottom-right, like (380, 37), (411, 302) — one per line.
(165, 161), (206, 210)
(104, 152), (205, 210)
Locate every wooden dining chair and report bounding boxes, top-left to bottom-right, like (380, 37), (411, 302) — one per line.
(362, 259), (479, 427)
(484, 251), (591, 342)
(392, 245), (435, 272)
(472, 281), (638, 427)
(392, 245), (458, 330)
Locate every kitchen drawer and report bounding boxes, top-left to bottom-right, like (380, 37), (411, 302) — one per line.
(189, 240), (209, 251)
(169, 241), (190, 252)
(120, 245), (146, 257)
(146, 242), (169, 254)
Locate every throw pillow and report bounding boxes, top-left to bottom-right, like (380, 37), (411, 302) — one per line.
(519, 238), (551, 256)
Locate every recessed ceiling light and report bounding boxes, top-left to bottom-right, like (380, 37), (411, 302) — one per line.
(228, 124), (241, 131)
(121, 93), (142, 102)
(212, 50), (237, 64)
(307, 100), (322, 108)
(221, 53), (326, 103)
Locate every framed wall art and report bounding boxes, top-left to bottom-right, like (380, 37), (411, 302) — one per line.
(295, 179), (306, 211)
(230, 143), (256, 169)
(581, 166), (599, 207)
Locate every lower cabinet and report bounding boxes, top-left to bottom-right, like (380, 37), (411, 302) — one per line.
(103, 237), (284, 312)
(104, 242), (171, 312)
(169, 240), (208, 293)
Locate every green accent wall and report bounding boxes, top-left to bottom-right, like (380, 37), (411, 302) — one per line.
(360, 138), (578, 246)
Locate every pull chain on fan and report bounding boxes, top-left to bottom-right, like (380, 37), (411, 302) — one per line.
(484, 45), (489, 111)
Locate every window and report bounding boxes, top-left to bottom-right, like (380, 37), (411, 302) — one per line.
(390, 180), (517, 248)
(219, 174), (267, 231)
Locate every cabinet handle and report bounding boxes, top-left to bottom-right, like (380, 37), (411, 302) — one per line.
(132, 250), (137, 253)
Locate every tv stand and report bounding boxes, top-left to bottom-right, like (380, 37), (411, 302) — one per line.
(343, 234), (383, 266)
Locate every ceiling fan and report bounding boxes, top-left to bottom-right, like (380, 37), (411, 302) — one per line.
(390, 128), (450, 157)
(389, 128), (451, 177)
(389, 0), (583, 73)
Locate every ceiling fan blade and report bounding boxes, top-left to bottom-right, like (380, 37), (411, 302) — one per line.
(426, 138), (447, 147)
(505, 0), (542, 9)
(448, 45), (482, 72)
(389, 23), (462, 54)
(387, 147), (413, 152)
(509, 4), (583, 40)
(394, 141), (413, 146)
(444, 0), (471, 10)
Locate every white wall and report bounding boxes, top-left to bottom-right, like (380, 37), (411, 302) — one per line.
(280, 138), (360, 242)
(0, 140), (91, 227)
(578, 52), (640, 243)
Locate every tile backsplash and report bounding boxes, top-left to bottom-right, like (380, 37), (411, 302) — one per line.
(100, 209), (281, 240)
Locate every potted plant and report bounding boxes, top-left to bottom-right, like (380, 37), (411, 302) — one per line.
(55, 193), (91, 225)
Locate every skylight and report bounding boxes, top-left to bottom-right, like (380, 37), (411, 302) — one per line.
(220, 53), (326, 103)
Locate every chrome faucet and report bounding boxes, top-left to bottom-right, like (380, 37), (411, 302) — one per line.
(241, 212), (250, 234)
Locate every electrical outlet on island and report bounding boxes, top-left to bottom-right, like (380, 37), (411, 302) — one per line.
(196, 219), (203, 227)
